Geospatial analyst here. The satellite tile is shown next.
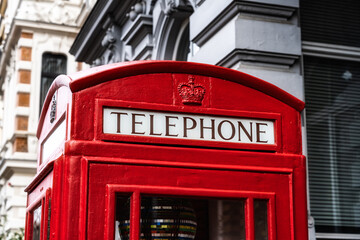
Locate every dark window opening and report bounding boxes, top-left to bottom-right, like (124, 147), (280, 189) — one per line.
(40, 53), (67, 111)
(304, 56), (360, 234)
(116, 195), (248, 240)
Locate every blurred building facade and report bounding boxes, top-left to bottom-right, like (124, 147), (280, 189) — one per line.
(70, 0), (360, 239)
(0, 0), (94, 236)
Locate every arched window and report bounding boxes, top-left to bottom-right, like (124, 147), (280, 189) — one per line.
(173, 20), (190, 61)
(40, 53), (67, 111)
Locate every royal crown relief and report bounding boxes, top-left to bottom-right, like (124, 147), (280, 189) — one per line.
(178, 75), (206, 106)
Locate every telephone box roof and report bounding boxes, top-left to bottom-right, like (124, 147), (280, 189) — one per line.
(37, 60), (305, 138)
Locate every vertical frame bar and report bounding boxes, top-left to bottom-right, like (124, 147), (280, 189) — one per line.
(268, 196), (276, 240)
(130, 191), (140, 240)
(80, 158), (89, 240)
(25, 212), (33, 240)
(41, 189), (52, 240)
(104, 185), (116, 240)
(246, 197), (255, 240)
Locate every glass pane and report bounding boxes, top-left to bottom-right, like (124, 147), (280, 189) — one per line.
(254, 199), (268, 240)
(300, 0), (360, 48)
(32, 205), (42, 240)
(115, 195), (131, 240)
(115, 196), (245, 240)
(140, 197), (198, 239)
(304, 56), (360, 233)
(209, 199), (246, 240)
(40, 53), (67, 111)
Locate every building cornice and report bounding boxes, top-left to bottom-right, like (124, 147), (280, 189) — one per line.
(69, 0), (133, 63)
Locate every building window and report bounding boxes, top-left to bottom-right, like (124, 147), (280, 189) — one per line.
(301, 0), (360, 48)
(304, 56), (360, 234)
(40, 53), (67, 111)
(173, 20), (190, 61)
(301, 0), (360, 237)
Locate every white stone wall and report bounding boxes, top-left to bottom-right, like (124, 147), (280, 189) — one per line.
(0, 0), (88, 236)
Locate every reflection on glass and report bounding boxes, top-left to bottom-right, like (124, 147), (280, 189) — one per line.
(32, 205), (42, 240)
(115, 195), (246, 240)
(116, 196), (131, 240)
(254, 199), (268, 240)
(209, 199), (246, 240)
(140, 197), (197, 240)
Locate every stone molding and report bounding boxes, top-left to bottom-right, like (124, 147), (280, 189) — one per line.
(121, 14), (153, 61)
(192, 1), (297, 46)
(16, 0), (80, 26)
(160, 0), (194, 16)
(218, 49), (299, 70)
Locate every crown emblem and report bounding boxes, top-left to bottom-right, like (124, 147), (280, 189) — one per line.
(178, 76), (205, 105)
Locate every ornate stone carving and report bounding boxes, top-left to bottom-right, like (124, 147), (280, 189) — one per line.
(100, 25), (122, 64)
(128, 1), (146, 21)
(160, 0), (194, 15)
(121, 15), (153, 61)
(16, 0), (80, 26)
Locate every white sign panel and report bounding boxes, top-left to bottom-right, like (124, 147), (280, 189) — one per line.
(103, 108), (275, 145)
(42, 120), (66, 162)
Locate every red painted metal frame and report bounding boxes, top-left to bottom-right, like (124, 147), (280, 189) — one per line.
(95, 99), (282, 151)
(25, 61), (308, 240)
(25, 188), (51, 240)
(81, 152), (306, 240)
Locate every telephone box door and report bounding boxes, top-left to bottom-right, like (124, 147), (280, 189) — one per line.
(86, 153), (303, 240)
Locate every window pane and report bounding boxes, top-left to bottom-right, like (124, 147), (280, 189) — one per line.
(254, 199), (268, 240)
(40, 53), (67, 111)
(32, 205), (42, 240)
(304, 56), (360, 233)
(116, 196), (246, 240)
(209, 199), (246, 240)
(140, 197), (198, 240)
(116, 195), (131, 240)
(300, 0), (360, 48)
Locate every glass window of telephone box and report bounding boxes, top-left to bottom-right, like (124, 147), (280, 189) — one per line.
(32, 204), (42, 240)
(115, 195), (269, 240)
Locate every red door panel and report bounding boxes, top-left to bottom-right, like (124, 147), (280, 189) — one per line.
(87, 163), (293, 240)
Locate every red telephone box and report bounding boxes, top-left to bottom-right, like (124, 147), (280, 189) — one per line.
(24, 61), (307, 240)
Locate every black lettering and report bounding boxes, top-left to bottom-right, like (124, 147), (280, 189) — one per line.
(183, 117), (197, 138)
(218, 120), (235, 140)
(110, 112), (128, 133)
(200, 118), (215, 139)
(149, 114), (162, 136)
(238, 122), (253, 142)
(131, 113), (145, 135)
(165, 116), (178, 137)
(256, 123), (268, 143)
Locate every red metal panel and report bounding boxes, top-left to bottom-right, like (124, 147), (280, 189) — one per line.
(26, 61), (307, 240)
(71, 72), (302, 153)
(87, 162), (294, 239)
(68, 61), (304, 111)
